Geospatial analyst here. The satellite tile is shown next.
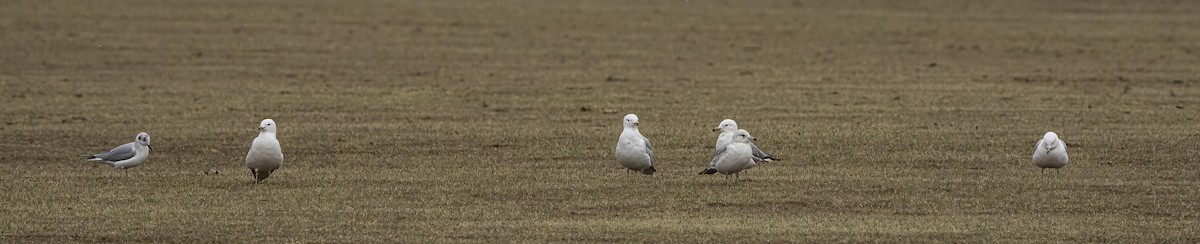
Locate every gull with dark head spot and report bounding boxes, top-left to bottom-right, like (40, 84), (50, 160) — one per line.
(1033, 131), (1069, 173)
(85, 132), (152, 174)
(699, 129), (759, 182)
(246, 119), (284, 183)
(615, 114), (656, 175)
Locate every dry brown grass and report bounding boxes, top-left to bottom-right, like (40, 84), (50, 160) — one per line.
(2, 0), (1199, 242)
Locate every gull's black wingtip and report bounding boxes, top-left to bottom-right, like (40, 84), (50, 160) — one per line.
(641, 167), (656, 175)
(699, 168), (717, 175)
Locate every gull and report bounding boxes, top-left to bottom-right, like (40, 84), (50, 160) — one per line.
(246, 119), (284, 183)
(85, 132), (152, 174)
(699, 129), (759, 182)
(615, 114), (656, 175)
(1033, 131), (1069, 173)
(713, 119), (776, 162)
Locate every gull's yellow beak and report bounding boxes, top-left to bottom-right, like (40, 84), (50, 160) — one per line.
(712, 127), (721, 131)
(258, 126), (264, 131)
(633, 122), (639, 126)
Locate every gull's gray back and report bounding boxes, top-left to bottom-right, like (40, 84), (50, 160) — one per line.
(93, 142), (136, 162)
(749, 142), (772, 159)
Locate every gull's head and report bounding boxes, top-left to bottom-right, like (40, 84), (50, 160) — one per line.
(733, 129), (754, 143)
(737, 129), (757, 141)
(713, 119), (737, 132)
(135, 132), (152, 150)
(1042, 132), (1059, 151)
(135, 132), (151, 146)
(622, 114), (639, 128)
(259, 119), (277, 133)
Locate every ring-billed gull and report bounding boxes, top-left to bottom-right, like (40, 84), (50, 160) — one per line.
(85, 132), (152, 174)
(712, 119), (775, 162)
(1033, 131), (1069, 173)
(699, 129), (759, 182)
(615, 114), (656, 175)
(246, 119), (284, 183)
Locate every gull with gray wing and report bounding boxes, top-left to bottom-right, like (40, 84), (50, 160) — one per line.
(85, 132), (152, 174)
(615, 114), (656, 175)
(712, 119), (775, 162)
(699, 129), (759, 182)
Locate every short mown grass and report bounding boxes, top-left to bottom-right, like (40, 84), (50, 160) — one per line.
(2, 0), (1198, 242)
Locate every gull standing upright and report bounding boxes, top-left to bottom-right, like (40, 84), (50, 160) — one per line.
(614, 114), (656, 175)
(85, 132), (152, 174)
(699, 130), (759, 182)
(1032, 131), (1069, 173)
(702, 129), (765, 175)
(712, 119), (776, 162)
(246, 119), (284, 183)
(710, 118), (777, 161)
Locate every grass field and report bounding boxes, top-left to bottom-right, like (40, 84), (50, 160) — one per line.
(2, 0), (1199, 242)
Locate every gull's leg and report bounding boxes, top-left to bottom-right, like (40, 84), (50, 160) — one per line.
(1041, 168), (1045, 174)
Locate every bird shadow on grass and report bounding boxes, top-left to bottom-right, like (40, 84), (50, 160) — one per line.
(691, 177), (761, 187)
(190, 172), (308, 191)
